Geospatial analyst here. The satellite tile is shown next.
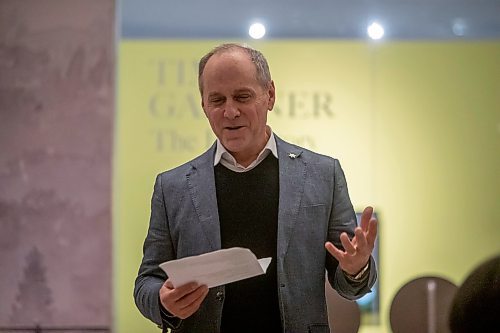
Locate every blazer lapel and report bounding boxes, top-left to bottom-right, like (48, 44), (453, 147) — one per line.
(186, 145), (221, 251)
(276, 137), (306, 258)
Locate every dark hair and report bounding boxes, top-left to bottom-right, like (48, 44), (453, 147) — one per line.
(198, 43), (272, 96)
(449, 255), (500, 332)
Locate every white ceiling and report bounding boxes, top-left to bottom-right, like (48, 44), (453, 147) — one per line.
(121, 0), (500, 39)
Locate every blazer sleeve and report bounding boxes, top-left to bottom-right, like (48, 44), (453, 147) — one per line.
(325, 159), (377, 300)
(133, 174), (182, 330)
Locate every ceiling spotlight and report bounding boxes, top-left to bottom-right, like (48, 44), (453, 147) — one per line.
(367, 22), (384, 40)
(249, 23), (266, 39)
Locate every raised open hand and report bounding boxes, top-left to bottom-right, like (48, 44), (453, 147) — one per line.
(325, 206), (378, 275)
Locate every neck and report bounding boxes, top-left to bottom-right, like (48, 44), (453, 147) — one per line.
(233, 129), (270, 167)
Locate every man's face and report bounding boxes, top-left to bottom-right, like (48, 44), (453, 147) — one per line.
(201, 50), (275, 165)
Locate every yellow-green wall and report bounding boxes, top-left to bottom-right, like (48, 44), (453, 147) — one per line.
(115, 41), (500, 333)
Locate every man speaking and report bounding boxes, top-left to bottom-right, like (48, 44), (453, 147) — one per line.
(134, 43), (378, 333)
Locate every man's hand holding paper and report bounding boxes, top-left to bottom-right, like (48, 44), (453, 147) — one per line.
(158, 248), (271, 320)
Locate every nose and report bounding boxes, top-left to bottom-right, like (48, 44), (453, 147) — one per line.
(223, 101), (240, 119)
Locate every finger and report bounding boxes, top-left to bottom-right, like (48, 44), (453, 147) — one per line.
(165, 279), (174, 289)
(339, 232), (356, 255)
(366, 218), (378, 247)
(325, 241), (345, 262)
(161, 283), (206, 318)
(177, 285), (209, 310)
(168, 281), (201, 302)
(354, 227), (368, 252)
(360, 206), (373, 231)
(182, 286), (209, 312)
(177, 286), (209, 319)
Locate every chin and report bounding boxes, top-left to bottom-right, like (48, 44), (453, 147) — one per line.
(222, 139), (247, 154)
(223, 144), (243, 154)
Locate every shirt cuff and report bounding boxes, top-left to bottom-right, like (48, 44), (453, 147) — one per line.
(158, 294), (182, 330)
(344, 261), (370, 284)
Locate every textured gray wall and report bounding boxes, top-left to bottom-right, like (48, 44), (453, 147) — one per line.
(0, 0), (114, 327)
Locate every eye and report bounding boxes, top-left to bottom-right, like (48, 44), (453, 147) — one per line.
(209, 96), (225, 106)
(235, 94), (251, 102)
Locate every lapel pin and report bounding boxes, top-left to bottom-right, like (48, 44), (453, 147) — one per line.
(288, 153), (297, 159)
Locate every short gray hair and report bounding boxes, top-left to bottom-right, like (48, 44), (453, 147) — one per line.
(198, 43), (272, 96)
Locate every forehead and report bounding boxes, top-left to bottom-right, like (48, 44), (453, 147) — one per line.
(202, 50), (259, 92)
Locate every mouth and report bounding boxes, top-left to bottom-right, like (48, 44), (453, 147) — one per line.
(225, 126), (244, 131)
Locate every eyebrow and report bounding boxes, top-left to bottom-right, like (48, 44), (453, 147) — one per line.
(207, 92), (223, 99)
(207, 88), (254, 98)
(232, 88), (254, 95)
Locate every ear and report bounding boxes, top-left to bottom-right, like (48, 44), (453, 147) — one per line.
(267, 80), (276, 111)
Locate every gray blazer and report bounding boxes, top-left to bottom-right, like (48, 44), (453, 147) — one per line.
(134, 136), (377, 333)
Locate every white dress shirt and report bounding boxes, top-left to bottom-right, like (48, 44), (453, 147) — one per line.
(213, 126), (278, 173)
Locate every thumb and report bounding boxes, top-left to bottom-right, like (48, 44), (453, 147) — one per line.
(325, 241), (344, 262)
(164, 279), (174, 289)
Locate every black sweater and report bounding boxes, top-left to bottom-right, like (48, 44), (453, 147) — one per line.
(215, 154), (282, 333)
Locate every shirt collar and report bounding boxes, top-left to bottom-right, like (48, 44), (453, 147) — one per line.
(213, 126), (278, 172)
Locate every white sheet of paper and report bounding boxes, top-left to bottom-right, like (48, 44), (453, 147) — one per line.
(159, 247), (271, 288)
